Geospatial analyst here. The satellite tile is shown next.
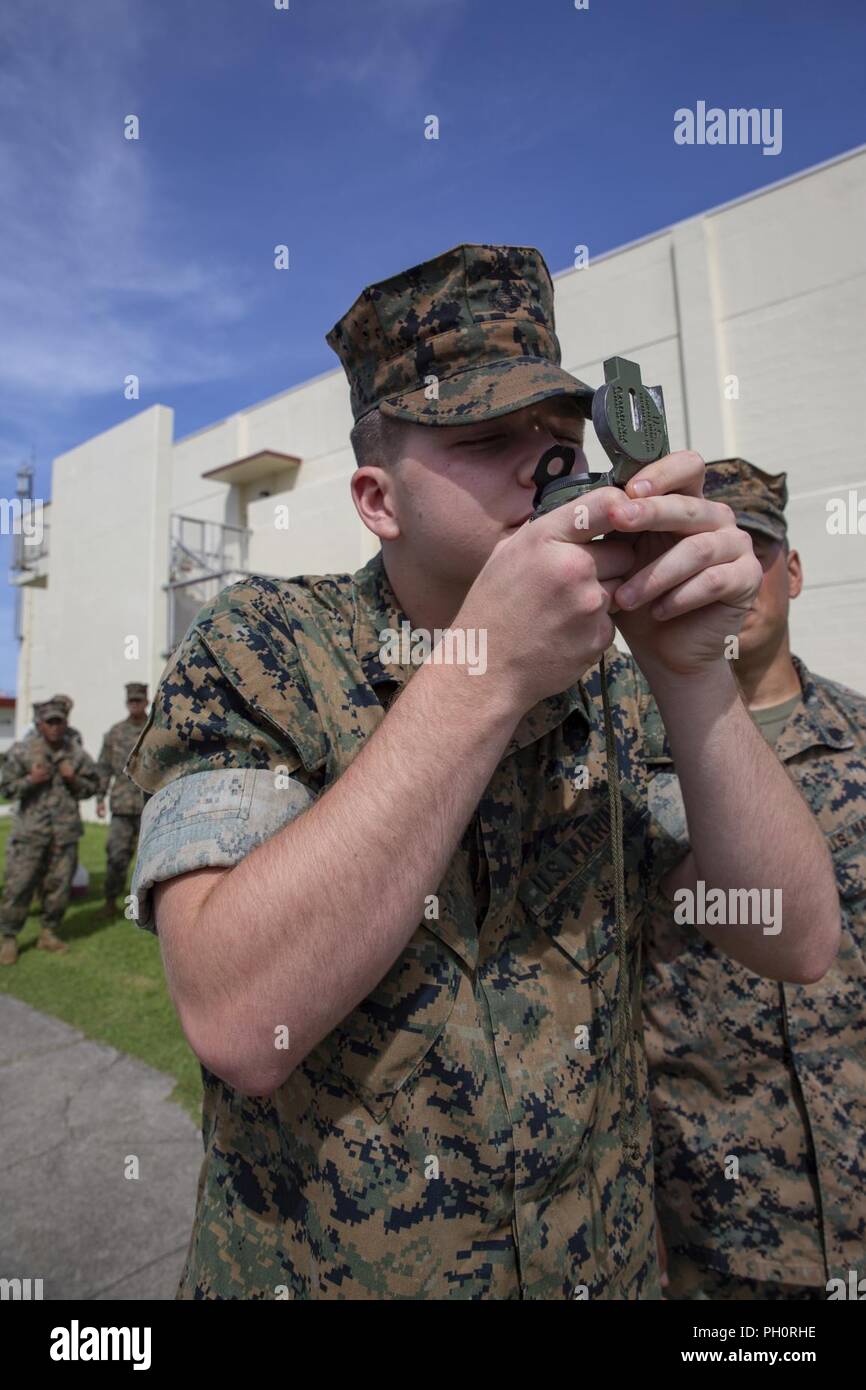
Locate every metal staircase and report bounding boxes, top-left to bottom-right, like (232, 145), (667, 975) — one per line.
(165, 514), (253, 655)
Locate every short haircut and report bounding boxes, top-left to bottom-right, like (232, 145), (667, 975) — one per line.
(747, 528), (790, 556)
(350, 408), (410, 470)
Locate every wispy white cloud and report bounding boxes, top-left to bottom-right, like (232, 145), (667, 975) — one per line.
(300, 0), (467, 117)
(0, 1), (255, 403)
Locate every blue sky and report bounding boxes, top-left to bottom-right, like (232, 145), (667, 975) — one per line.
(1, 0), (863, 691)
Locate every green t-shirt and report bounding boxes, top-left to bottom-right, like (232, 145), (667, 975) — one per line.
(750, 691), (802, 746)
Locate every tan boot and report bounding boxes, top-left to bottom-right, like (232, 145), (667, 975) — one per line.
(0, 937), (18, 966)
(37, 927), (68, 955)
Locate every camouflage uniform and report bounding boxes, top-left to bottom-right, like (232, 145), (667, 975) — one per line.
(0, 705), (100, 940)
(129, 559), (679, 1300)
(97, 684), (148, 902)
(126, 244), (690, 1300)
(643, 460), (866, 1299)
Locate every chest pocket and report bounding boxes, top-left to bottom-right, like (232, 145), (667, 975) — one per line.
(829, 813), (866, 902)
(305, 927), (461, 1122)
(828, 814), (866, 968)
(518, 794), (648, 972)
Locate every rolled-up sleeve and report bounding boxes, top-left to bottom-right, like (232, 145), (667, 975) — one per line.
(130, 766), (315, 931)
(124, 577), (328, 931)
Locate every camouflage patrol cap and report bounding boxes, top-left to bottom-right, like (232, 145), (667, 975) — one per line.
(704, 458), (788, 543)
(326, 243), (594, 425)
(50, 693), (73, 714)
(35, 700), (66, 722)
(125, 682), (148, 699)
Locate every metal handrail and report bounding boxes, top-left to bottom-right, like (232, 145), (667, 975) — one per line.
(166, 569), (250, 592)
(171, 514), (247, 537)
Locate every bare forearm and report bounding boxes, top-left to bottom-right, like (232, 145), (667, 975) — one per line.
(652, 661), (839, 980)
(164, 660), (519, 1090)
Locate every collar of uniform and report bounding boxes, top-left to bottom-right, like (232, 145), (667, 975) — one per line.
(774, 654), (855, 760)
(506, 681), (592, 753)
(352, 550), (415, 693)
(351, 550), (591, 746)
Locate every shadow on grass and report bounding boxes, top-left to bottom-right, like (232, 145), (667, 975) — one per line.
(61, 898), (125, 946)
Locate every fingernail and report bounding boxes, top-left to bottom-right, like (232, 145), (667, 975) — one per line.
(618, 586), (635, 608)
(618, 502), (641, 521)
(630, 480), (652, 497)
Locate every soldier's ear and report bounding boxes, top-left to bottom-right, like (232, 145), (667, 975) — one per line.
(350, 465), (401, 542)
(786, 547), (803, 600)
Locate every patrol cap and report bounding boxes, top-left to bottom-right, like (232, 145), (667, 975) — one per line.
(125, 683), (148, 700)
(35, 700), (66, 723)
(50, 693), (73, 714)
(703, 458), (788, 543)
(326, 243), (594, 426)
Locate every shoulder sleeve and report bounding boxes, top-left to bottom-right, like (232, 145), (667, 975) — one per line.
(127, 580), (326, 932)
(126, 579), (327, 794)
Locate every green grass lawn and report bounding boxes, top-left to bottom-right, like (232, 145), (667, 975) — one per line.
(0, 818), (202, 1123)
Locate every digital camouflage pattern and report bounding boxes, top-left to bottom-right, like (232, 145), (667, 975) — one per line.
(97, 716), (148, 900)
(103, 811), (141, 902)
(666, 1264), (822, 1302)
(642, 656), (866, 1289)
(326, 243), (594, 425)
(97, 717), (148, 817)
(127, 550), (682, 1300)
(703, 459), (788, 544)
(0, 730), (100, 937)
(0, 840), (79, 939)
(0, 730), (100, 843)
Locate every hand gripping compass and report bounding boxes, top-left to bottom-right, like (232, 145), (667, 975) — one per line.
(531, 356), (670, 519)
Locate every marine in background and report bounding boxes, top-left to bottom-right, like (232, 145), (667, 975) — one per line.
(643, 459), (866, 1300)
(96, 683), (149, 919)
(0, 700), (100, 965)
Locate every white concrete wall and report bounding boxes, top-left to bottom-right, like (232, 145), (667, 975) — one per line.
(171, 416), (243, 528)
(247, 461), (376, 579)
(175, 368), (375, 580)
(21, 406), (173, 795)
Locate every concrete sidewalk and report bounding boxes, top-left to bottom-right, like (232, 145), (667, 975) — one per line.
(0, 995), (203, 1300)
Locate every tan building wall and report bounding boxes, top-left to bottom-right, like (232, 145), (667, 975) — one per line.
(16, 407), (172, 768)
